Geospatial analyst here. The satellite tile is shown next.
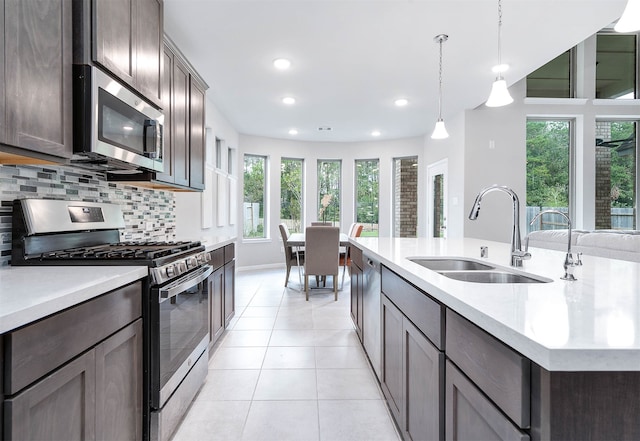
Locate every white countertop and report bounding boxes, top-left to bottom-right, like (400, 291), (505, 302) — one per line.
(351, 237), (640, 372)
(200, 235), (236, 252)
(0, 265), (148, 334)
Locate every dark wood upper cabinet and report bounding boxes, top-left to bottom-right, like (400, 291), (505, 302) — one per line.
(173, 53), (190, 187)
(0, 0), (5, 146)
(92, 0), (162, 108)
(3, 0), (73, 159)
(189, 74), (206, 190)
(156, 44), (174, 183)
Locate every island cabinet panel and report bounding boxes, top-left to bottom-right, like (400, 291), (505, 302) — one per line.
(224, 243), (236, 327)
(350, 251), (363, 341)
(445, 309), (530, 429)
(4, 0), (73, 159)
(446, 361), (529, 441)
(381, 266), (444, 349)
(530, 365), (640, 441)
(381, 287), (444, 440)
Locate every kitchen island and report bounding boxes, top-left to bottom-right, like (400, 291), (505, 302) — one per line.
(350, 237), (640, 441)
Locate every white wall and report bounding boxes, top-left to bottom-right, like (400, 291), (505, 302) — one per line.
(236, 135), (424, 268)
(175, 96), (240, 242)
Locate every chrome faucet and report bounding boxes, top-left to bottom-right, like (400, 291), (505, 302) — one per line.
(469, 185), (531, 267)
(529, 210), (578, 281)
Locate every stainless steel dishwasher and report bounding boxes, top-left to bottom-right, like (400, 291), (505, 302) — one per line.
(362, 252), (381, 380)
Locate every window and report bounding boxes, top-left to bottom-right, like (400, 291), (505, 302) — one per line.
(393, 156), (418, 237)
(317, 160), (341, 227)
(596, 33), (637, 99)
(228, 147), (235, 175)
(526, 49), (573, 98)
(355, 159), (379, 237)
(526, 120), (572, 233)
(215, 138), (223, 169)
(243, 154), (267, 239)
(595, 120), (637, 229)
(281, 158), (304, 233)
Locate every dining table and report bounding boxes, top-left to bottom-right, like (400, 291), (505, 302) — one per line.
(286, 232), (350, 290)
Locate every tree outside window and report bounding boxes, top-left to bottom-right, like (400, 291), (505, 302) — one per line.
(317, 160), (341, 227)
(526, 120), (571, 233)
(280, 158), (304, 233)
(355, 159), (379, 237)
(243, 154), (267, 238)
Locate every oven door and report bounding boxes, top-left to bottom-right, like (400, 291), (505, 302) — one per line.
(149, 264), (213, 409)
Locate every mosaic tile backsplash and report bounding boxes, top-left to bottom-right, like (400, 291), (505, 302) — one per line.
(0, 164), (176, 266)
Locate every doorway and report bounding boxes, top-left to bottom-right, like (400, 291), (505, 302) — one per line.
(427, 159), (448, 238)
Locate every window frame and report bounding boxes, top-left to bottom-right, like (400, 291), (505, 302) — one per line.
(242, 153), (269, 241)
(354, 158), (380, 237)
(280, 157), (305, 234)
(317, 159), (342, 227)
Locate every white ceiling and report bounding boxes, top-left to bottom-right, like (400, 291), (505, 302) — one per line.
(163, 0), (627, 142)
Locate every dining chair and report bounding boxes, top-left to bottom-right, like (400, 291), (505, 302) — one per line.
(304, 226), (340, 301)
(279, 223), (304, 287)
(311, 222), (331, 226)
(339, 223), (363, 288)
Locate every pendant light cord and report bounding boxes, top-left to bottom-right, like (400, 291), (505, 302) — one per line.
(497, 0), (503, 79)
(438, 38), (443, 120)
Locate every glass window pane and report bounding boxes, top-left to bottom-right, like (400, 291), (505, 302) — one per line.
(596, 34), (637, 99)
(243, 154), (267, 239)
(526, 50), (572, 98)
(526, 120), (571, 234)
(317, 160), (341, 227)
(355, 159), (379, 237)
(595, 121), (637, 230)
(280, 158), (304, 233)
(393, 157), (418, 237)
(216, 138), (223, 169)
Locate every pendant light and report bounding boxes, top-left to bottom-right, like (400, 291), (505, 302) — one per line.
(486, 0), (513, 107)
(431, 34), (449, 140)
(615, 0), (640, 33)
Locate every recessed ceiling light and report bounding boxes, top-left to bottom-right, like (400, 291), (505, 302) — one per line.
(318, 126), (332, 131)
(273, 58), (291, 70)
(282, 96), (296, 105)
(394, 98), (409, 107)
(371, 130), (381, 137)
(288, 128), (298, 135)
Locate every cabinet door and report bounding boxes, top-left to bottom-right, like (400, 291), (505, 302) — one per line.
(404, 317), (444, 441)
(136, 0), (163, 107)
(350, 262), (363, 341)
(93, 0), (136, 87)
(156, 45), (174, 183)
(189, 75), (206, 190)
(172, 56), (190, 187)
(446, 361), (529, 441)
(381, 295), (403, 424)
(4, 0), (73, 158)
(224, 260), (236, 327)
(209, 267), (225, 347)
(95, 319), (143, 441)
(4, 350), (96, 441)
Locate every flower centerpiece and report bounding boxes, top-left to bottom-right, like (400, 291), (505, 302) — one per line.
(318, 194), (333, 223)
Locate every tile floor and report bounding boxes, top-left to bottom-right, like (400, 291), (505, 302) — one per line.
(171, 267), (401, 441)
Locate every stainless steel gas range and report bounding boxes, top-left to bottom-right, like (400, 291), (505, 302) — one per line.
(11, 198), (212, 441)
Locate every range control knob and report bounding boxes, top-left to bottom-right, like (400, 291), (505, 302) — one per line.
(176, 261), (187, 274)
(165, 265), (175, 278)
(186, 257), (198, 268)
(204, 252), (212, 262)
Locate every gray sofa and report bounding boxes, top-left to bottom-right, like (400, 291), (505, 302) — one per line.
(526, 229), (640, 262)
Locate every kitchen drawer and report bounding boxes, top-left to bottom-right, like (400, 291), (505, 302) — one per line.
(351, 245), (363, 268)
(4, 281), (142, 395)
(446, 309), (530, 429)
(224, 243), (235, 263)
(381, 266), (444, 350)
(211, 247), (224, 270)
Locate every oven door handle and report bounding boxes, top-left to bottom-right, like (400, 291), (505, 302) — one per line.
(159, 265), (213, 302)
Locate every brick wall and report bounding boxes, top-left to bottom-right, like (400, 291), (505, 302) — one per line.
(0, 164), (176, 266)
(394, 157), (418, 237)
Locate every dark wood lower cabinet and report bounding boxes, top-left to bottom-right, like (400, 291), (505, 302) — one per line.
(224, 259), (235, 327)
(446, 361), (529, 441)
(5, 349), (96, 441)
(350, 259), (363, 340)
(4, 319), (143, 441)
(209, 266), (225, 346)
(381, 295), (444, 441)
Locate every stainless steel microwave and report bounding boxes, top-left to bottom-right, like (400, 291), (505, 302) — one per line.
(72, 65), (164, 173)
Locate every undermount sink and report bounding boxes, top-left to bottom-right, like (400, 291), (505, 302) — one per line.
(407, 257), (552, 284)
(438, 270), (551, 284)
(408, 258), (495, 271)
